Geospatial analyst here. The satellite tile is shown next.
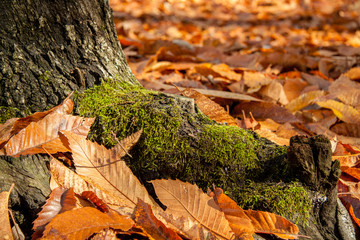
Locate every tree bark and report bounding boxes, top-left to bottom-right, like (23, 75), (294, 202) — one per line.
(0, 0), (137, 116)
(0, 0), (353, 239)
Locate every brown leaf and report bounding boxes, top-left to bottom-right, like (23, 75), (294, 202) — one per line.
(345, 67), (360, 80)
(151, 179), (234, 240)
(32, 188), (76, 239)
(316, 100), (360, 124)
(286, 90), (325, 113)
(42, 207), (134, 240)
(258, 80), (288, 105)
(1, 113), (94, 157)
(194, 63), (242, 81)
(213, 188), (299, 239)
(81, 191), (110, 213)
(135, 198), (182, 240)
(331, 123), (360, 138)
(59, 130), (155, 208)
(243, 71), (271, 93)
(301, 72), (330, 90)
(181, 88), (238, 126)
(283, 78), (308, 102)
(50, 158), (131, 209)
(0, 184), (14, 240)
(211, 188), (254, 239)
(233, 102), (298, 123)
(0, 96), (74, 150)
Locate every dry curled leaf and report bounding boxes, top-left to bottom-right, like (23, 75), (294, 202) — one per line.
(181, 88), (238, 126)
(32, 188), (76, 239)
(135, 198), (182, 240)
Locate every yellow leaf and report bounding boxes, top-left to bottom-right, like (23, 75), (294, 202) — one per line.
(316, 100), (360, 124)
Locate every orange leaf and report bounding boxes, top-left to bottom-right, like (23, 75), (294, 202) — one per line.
(316, 100), (360, 124)
(0, 184), (14, 240)
(135, 198), (182, 240)
(211, 188), (254, 239)
(194, 63), (242, 82)
(81, 191), (110, 213)
(0, 95), (73, 149)
(344, 168), (360, 181)
(32, 188), (76, 239)
(59, 130), (155, 208)
(50, 158), (131, 208)
(151, 179), (234, 240)
(1, 113), (94, 157)
(42, 207), (134, 239)
(345, 67), (360, 80)
(212, 188), (300, 239)
(286, 90), (325, 113)
(181, 88), (238, 126)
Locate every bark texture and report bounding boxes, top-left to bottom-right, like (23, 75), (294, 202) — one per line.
(0, 0), (137, 116)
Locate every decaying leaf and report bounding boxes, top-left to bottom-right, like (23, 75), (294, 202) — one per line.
(194, 63), (242, 81)
(212, 188), (300, 239)
(32, 188), (76, 239)
(0, 184), (14, 240)
(42, 207), (134, 239)
(135, 198), (182, 240)
(59, 130), (155, 208)
(151, 179), (235, 240)
(181, 88), (238, 126)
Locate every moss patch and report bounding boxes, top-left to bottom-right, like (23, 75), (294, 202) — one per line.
(75, 78), (310, 224)
(0, 106), (20, 123)
(236, 181), (312, 226)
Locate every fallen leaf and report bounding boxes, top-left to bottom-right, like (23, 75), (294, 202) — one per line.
(135, 198), (182, 240)
(258, 80), (288, 105)
(42, 207), (134, 240)
(286, 90), (325, 113)
(32, 188), (76, 239)
(212, 188), (300, 239)
(345, 67), (360, 80)
(151, 179), (235, 240)
(59, 130), (155, 208)
(316, 100), (360, 124)
(0, 184), (14, 240)
(181, 88), (238, 126)
(1, 113), (94, 157)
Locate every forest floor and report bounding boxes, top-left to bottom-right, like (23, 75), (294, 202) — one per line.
(110, 0), (360, 233)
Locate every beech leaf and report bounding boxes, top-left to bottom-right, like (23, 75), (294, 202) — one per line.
(316, 99), (360, 124)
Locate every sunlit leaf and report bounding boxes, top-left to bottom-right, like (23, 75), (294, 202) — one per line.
(42, 207), (134, 239)
(212, 188), (300, 239)
(135, 198), (182, 240)
(151, 179), (235, 240)
(181, 88), (238, 126)
(0, 184), (14, 240)
(59, 130), (155, 208)
(286, 90), (325, 113)
(316, 100), (360, 124)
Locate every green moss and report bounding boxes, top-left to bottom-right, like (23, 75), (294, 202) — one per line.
(0, 106), (20, 123)
(75, 78), (311, 225)
(236, 181), (312, 226)
(39, 71), (51, 83)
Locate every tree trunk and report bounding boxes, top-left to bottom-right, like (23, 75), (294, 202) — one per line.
(0, 0), (352, 239)
(0, 0), (137, 117)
